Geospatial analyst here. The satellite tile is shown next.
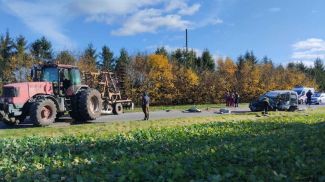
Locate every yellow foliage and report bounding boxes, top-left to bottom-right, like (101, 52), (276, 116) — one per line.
(147, 54), (174, 104)
(185, 69), (199, 86)
(172, 66), (199, 103)
(78, 57), (97, 73)
(216, 57), (237, 92)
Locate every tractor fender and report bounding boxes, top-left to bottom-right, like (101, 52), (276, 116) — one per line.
(66, 85), (89, 96)
(75, 85), (89, 94)
(29, 94), (60, 111)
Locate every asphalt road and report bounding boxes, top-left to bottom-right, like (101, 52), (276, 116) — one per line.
(0, 104), (323, 129)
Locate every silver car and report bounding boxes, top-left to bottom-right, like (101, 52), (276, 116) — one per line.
(311, 92), (325, 104)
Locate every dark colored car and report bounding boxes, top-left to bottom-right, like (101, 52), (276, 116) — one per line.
(249, 90), (298, 112)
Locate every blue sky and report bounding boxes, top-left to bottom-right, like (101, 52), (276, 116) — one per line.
(0, 0), (324, 66)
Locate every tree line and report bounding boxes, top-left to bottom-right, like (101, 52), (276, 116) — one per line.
(0, 31), (321, 105)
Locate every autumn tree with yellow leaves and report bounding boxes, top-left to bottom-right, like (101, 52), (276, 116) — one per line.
(172, 65), (199, 104)
(146, 54), (174, 105)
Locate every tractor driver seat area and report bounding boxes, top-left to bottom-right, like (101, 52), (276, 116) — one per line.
(60, 69), (72, 95)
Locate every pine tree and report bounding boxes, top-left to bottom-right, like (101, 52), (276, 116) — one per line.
(244, 51), (258, 65)
(155, 47), (168, 57)
(201, 49), (215, 71)
(115, 48), (130, 99)
(30, 36), (53, 62)
(115, 48), (130, 71)
(78, 44), (97, 72)
(13, 35), (32, 81)
(100, 45), (113, 71)
(0, 31), (15, 82)
(56, 50), (77, 65)
(312, 58), (325, 90)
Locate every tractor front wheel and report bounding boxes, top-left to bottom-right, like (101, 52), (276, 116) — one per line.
(113, 103), (123, 115)
(76, 89), (102, 122)
(30, 99), (57, 126)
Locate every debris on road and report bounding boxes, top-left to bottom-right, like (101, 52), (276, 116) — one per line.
(182, 106), (202, 113)
(219, 108), (231, 114)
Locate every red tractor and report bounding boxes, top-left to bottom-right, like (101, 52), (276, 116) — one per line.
(0, 64), (103, 126)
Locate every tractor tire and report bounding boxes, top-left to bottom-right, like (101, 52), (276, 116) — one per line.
(113, 103), (123, 115)
(77, 89), (102, 122)
(70, 91), (83, 122)
(288, 106), (297, 112)
(30, 99), (57, 126)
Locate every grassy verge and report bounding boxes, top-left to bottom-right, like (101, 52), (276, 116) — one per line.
(0, 108), (324, 181)
(0, 109), (254, 139)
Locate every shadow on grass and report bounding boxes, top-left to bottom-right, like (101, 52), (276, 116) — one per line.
(0, 120), (325, 181)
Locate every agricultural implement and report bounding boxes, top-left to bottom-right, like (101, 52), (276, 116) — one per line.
(0, 63), (132, 126)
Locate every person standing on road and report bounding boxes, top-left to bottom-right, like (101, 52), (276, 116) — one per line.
(306, 90), (313, 106)
(235, 92), (240, 107)
(231, 92), (235, 107)
(262, 97), (272, 115)
(142, 92), (150, 120)
(225, 91), (230, 107)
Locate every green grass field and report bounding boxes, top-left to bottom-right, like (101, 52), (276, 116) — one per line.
(0, 108), (324, 181)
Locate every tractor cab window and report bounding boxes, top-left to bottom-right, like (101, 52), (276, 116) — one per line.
(70, 68), (82, 85)
(60, 69), (71, 90)
(41, 67), (59, 82)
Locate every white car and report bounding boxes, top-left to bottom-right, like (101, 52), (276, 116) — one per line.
(311, 93), (325, 104)
(293, 86), (315, 104)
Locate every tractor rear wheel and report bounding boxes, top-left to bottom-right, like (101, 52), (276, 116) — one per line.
(77, 89), (102, 122)
(70, 91), (83, 122)
(30, 99), (57, 126)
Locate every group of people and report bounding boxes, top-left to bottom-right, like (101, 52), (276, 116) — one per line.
(225, 91), (240, 107)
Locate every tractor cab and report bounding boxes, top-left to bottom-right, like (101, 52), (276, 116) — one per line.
(32, 64), (84, 96)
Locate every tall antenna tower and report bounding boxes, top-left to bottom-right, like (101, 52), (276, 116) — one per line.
(185, 29), (188, 53)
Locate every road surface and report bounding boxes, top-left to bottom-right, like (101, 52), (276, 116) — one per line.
(0, 104), (323, 129)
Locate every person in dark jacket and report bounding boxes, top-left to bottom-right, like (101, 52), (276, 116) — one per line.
(225, 91), (230, 107)
(230, 92), (235, 107)
(234, 92), (240, 107)
(306, 90), (312, 105)
(142, 92), (150, 120)
(262, 97), (272, 115)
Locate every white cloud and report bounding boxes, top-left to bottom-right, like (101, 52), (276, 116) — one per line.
(2, 0), (75, 49)
(165, 1), (200, 15)
(111, 9), (191, 36)
(291, 38), (325, 60)
(73, 0), (201, 35)
(194, 18), (223, 28)
(1, 0), (221, 47)
(178, 3), (201, 15)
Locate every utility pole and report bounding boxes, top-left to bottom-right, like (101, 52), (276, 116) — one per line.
(185, 29), (188, 53)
